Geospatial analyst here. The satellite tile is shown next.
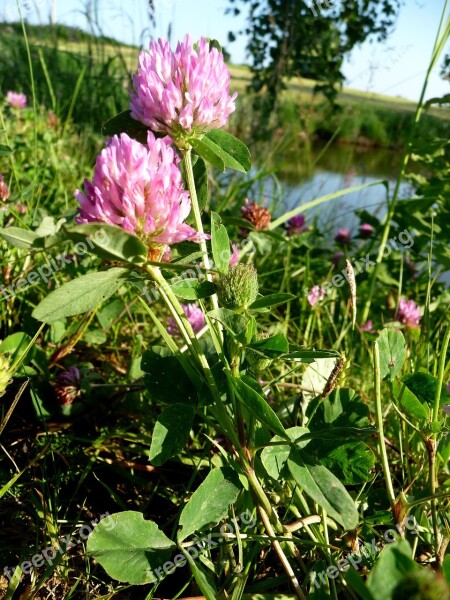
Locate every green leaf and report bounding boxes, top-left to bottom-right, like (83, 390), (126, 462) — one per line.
(180, 548), (218, 600)
(443, 554), (450, 587)
(228, 374), (287, 439)
(366, 540), (416, 600)
(284, 346), (340, 362)
(32, 268), (130, 323)
(171, 278), (215, 300)
(211, 211), (231, 273)
(247, 334), (289, 358)
(178, 467), (241, 542)
(249, 293), (296, 311)
(205, 130), (251, 173)
(0, 332), (35, 366)
(102, 110), (150, 144)
(86, 511), (176, 585)
(141, 346), (197, 405)
(0, 144), (12, 156)
(403, 372), (448, 406)
(392, 382), (429, 421)
(307, 388), (371, 431)
(344, 569), (376, 600)
(67, 223), (147, 264)
(149, 404), (195, 466)
(83, 329), (107, 345)
(190, 137), (225, 171)
(207, 308), (248, 338)
(261, 427), (310, 480)
(376, 329), (406, 381)
(317, 441), (375, 485)
(287, 447), (359, 530)
(0, 227), (39, 249)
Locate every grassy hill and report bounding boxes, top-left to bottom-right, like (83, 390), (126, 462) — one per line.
(1, 22), (448, 145)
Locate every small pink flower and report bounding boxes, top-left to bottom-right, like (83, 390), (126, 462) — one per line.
(229, 243), (240, 267)
(6, 91), (27, 109)
(167, 303), (205, 337)
(396, 297), (421, 329)
(285, 215), (306, 236)
(335, 228), (351, 245)
(307, 285), (326, 307)
(360, 320), (375, 333)
(161, 246), (172, 262)
(0, 175), (10, 202)
(130, 36), (237, 143)
(75, 132), (205, 246)
(360, 223), (374, 239)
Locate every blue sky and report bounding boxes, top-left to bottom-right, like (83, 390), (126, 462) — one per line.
(4, 0), (449, 101)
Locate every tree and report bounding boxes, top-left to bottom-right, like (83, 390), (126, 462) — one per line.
(227, 0), (403, 111)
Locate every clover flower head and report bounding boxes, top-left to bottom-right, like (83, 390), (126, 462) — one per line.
(241, 199), (271, 231)
(75, 132), (205, 246)
(360, 223), (374, 239)
(396, 297), (421, 329)
(54, 367), (82, 406)
(335, 227), (351, 245)
(6, 91), (27, 109)
(285, 215), (306, 236)
(167, 303), (205, 337)
(130, 35), (237, 144)
(307, 285), (326, 307)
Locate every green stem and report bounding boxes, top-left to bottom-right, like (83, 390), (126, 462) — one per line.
(373, 341), (396, 511)
(429, 324), (450, 563)
(183, 147), (220, 313)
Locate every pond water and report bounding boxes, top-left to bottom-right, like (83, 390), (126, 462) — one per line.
(260, 143), (413, 235)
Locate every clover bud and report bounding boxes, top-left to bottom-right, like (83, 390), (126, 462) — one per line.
(216, 264), (259, 311)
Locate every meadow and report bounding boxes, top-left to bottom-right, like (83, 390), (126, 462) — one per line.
(0, 17), (449, 600)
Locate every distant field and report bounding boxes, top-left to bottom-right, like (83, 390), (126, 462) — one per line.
(228, 64), (450, 120)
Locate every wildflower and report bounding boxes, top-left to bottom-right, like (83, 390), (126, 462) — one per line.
(307, 285), (326, 307)
(130, 35), (237, 145)
(360, 223), (374, 239)
(216, 263), (259, 310)
(443, 405), (450, 415)
(285, 214), (306, 236)
(6, 91), (27, 109)
(167, 303), (205, 337)
(360, 320), (375, 333)
(54, 367), (82, 406)
(229, 243), (240, 267)
(75, 132), (205, 247)
(0, 175), (10, 202)
(335, 227), (351, 245)
(241, 199), (271, 231)
(396, 297), (421, 329)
